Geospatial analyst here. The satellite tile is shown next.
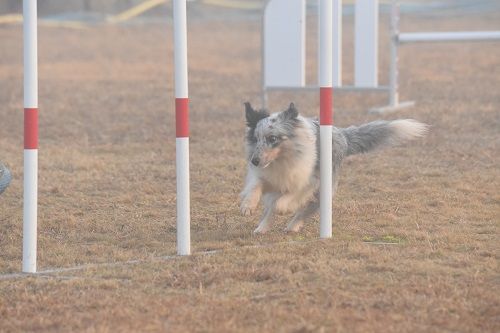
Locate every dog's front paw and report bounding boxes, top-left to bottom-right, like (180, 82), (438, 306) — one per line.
(240, 196), (259, 216)
(240, 203), (254, 216)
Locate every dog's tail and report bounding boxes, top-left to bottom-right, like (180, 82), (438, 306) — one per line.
(341, 119), (428, 157)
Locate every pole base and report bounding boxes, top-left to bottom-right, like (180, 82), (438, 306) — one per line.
(369, 101), (416, 114)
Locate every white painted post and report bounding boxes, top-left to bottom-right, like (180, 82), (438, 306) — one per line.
(354, 0), (379, 87)
(332, 0), (342, 87)
(173, 0), (190, 255)
(23, 0), (38, 273)
(263, 0), (306, 88)
(389, 1), (399, 107)
(319, 0), (333, 238)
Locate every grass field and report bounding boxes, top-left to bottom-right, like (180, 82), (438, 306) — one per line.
(0, 5), (499, 332)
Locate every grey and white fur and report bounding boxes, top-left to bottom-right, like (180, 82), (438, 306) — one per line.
(241, 102), (429, 234)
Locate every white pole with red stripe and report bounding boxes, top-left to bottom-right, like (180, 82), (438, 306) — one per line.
(173, 0), (190, 255)
(319, 0), (333, 238)
(332, 0), (342, 87)
(23, 0), (38, 273)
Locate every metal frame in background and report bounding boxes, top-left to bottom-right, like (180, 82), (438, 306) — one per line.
(261, 0), (393, 111)
(262, 0), (500, 114)
(371, 2), (500, 113)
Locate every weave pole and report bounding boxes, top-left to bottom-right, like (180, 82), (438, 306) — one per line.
(173, 0), (190, 255)
(319, 0), (333, 238)
(23, 0), (38, 273)
(332, 0), (342, 87)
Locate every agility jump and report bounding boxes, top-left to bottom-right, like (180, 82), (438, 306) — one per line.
(373, 2), (500, 113)
(262, 0), (386, 109)
(262, 0), (500, 113)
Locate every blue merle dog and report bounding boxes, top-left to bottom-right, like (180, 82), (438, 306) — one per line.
(240, 102), (428, 234)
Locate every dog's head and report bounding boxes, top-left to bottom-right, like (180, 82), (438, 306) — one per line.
(244, 102), (299, 168)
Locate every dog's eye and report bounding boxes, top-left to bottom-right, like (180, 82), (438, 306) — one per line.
(267, 135), (278, 144)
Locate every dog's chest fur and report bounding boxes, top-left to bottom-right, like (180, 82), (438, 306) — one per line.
(260, 119), (318, 194)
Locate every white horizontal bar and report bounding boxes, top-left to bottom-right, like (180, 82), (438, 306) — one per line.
(1, 238), (327, 281)
(399, 31), (500, 44)
(266, 85), (389, 92)
(369, 101), (416, 114)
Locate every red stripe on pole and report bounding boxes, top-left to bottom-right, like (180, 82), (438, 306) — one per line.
(320, 87), (333, 125)
(24, 108), (38, 149)
(176, 98), (189, 137)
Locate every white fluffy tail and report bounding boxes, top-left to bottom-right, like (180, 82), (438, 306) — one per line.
(390, 119), (429, 142)
(342, 119), (429, 156)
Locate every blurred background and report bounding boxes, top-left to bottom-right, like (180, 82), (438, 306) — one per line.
(1, 0), (500, 23)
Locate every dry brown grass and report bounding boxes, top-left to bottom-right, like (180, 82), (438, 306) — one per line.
(0, 8), (499, 333)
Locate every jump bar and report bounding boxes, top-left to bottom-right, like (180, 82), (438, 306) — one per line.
(266, 85), (390, 92)
(398, 31), (500, 44)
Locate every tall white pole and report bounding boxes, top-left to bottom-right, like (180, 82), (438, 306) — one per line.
(23, 0), (38, 273)
(173, 0), (190, 255)
(319, 0), (333, 238)
(332, 0), (342, 87)
(389, 1), (399, 107)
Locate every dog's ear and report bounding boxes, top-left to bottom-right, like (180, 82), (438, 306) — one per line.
(245, 102), (269, 128)
(279, 102), (299, 122)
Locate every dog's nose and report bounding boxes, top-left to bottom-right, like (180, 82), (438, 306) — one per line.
(251, 157), (260, 166)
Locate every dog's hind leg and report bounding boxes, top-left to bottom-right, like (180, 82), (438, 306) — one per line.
(286, 163), (341, 233)
(285, 200), (319, 232)
(253, 193), (278, 234)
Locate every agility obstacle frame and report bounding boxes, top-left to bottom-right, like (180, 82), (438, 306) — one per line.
(19, 0), (335, 273)
(372, 2), (500, 113)
(262, 0), (500, 114)
(262, 0), (388, 109)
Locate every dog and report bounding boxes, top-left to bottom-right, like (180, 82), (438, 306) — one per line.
(240, 102), (428, 234)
